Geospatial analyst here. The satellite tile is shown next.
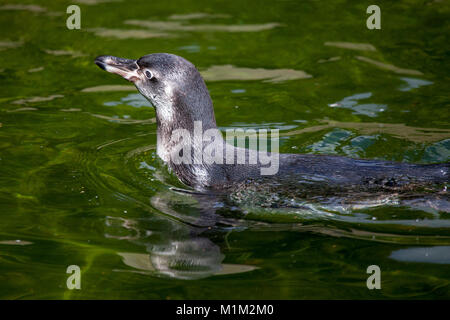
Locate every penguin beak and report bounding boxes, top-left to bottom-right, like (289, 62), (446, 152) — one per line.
(95, 55), (141, 82)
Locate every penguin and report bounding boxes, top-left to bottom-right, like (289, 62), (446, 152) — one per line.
(95, 53), (448, 192)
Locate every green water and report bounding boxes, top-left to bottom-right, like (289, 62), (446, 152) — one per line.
(0, 0), (449, 299)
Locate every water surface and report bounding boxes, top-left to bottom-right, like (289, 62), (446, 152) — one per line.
(0, 0), (449, 299)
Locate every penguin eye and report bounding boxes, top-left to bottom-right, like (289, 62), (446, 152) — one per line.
(144, 70), (153, 79)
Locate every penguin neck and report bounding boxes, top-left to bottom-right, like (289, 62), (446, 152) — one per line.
(154, 104), (223, 165)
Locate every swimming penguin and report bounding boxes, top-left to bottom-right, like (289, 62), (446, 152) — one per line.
(94, 54), (448, 192)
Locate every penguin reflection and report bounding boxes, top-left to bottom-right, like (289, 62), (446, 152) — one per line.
(105, 190), (256, 280)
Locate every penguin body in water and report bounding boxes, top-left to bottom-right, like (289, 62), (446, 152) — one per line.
(95, 54), (448, 193)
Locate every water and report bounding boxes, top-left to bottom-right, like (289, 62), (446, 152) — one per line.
(0, 0), (449, 299)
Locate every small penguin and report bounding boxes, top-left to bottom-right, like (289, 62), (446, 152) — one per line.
(95, 54), (448, 191)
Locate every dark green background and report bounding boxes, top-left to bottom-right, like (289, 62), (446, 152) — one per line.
(0, 0), (449, 299)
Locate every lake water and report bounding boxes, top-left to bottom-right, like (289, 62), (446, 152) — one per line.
(0, 0), (449, 299)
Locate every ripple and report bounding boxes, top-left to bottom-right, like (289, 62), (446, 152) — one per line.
(27, 67), (44, 73)
(104, 93), (152, 108)
(81, 85), (135, 92)
(7, 107), (38, 112)
(87, 28), (172, 39)
(325, 42), (376, 51)
(87, 112), (155, 124)
(125, 19), (281, 32)
(318, 56), (341, 63)
(328, 92), (386, 117)
(75, 0), (121, 4)
(0, 40), (23, 51)
(201, 64), (312, 83)
(11, 94), (63, 105)
(398, 77), (433, 92)
(282, 120), (450, 143)
(168, 13), (231, 20)
(44, 49), (86, 58)
(0, 240), (33, 246)
(356, 56), (423, 75)
(0, 4), (46, 13)
(390, 246), (450, 264)
(306, 128), (353, 154)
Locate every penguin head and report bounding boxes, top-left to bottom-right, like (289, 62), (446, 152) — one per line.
(95, 53), (216, 128)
